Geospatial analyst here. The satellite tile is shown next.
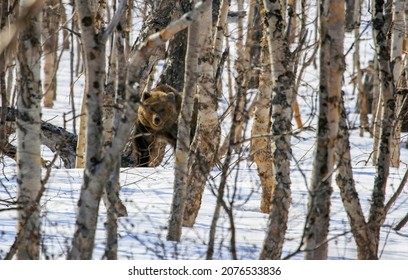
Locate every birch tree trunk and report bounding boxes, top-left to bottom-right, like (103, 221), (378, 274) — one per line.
(345, 0), (356, 31)
(212, 0), (229, 82)
(68, 0), (133, 260)
(182, 0), (221, 227)
(231, 0), (254, 151)
(258, 0), (294, 260)
(74, 0), (98, 169)
(371, 58), (381, 163)
(157, 0), (190, 92)
(15, 1), (43, 259)
(42, 0), (59, 108)
(336, 93), (378, 259)
(74, 0), (102, 169)
(352, 0), (368, 137)
(368, 0), (396, 256)
(103, 0), (129, 260)
(74, 94), (86, 168)
(251, 36), (274, 214)
(304, 0), (344, 260)
(68, 0), (107, 260)
(167, 1), (210, 241)
(389, 0), (405, 167)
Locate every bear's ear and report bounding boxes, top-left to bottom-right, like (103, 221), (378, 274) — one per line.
(141, 91), (151, 102)
(166, 92), (176, 104)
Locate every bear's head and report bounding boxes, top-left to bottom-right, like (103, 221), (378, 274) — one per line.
(138, 86), (181, 132)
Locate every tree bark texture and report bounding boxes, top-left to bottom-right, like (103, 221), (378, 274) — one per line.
(167, 0), (212, 241)
(251, 38), (274, 215)
(258, 0), (294, 260)
(103, 0), (129, 259)
(368, 0), (396, 257)
(371, 58), (382, 164)
(15, 1), (43, 259)
(336, 94), (378, 260)
(157, 0), (191, 92)
(304, 0), (344, 260)
(183, 1), (221, 227)
(68, 0), (107, 260)
(231, 0), (255, 151)
(389, 0), (405, 167)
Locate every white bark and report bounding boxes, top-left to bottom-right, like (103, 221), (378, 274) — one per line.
(74, 0), (99, 169)
(68, 0), (107, 260)
(42, 0), (59, 108)
(182, 0), (220, 227)
(259, 0), (295, 260)
(368, 0), (396, 257)
(304, 0), (344, 260)
(16, 0), (43, 259)
(389, 0), (405, 167)
(167, 0), (212, 240)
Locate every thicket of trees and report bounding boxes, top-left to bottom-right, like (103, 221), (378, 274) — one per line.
(0, 0), (407, 260)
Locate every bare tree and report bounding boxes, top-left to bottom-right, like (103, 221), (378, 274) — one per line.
(15, 0), (44, 259)
(182, 0), (221, 227)
(304, 0), (344, 260)
(351, 0), (369, 137)
(103, 0), (130, 259)
(42, 0), (59, 108)
(67, 0), (108, 259)
(258, 0), (295, 259)
(389, 0), (405, 167)
(368, 0), (396, 257)
(157, 0), (191, 92)
(250, 25), (275, 214)
(167, 0), (212, 241)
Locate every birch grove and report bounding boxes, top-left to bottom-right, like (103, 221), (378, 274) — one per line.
(0, 0), (407, 260)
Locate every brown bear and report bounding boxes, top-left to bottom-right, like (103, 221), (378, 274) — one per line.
(134, 84), (183, 167)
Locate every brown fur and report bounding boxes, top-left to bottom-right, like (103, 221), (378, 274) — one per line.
(134, 85), (182, 167)
(137, 84), (182, 146)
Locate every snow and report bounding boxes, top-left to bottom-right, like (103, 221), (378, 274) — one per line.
(1, 1), (408, 261)
(1, 111), (407, 260)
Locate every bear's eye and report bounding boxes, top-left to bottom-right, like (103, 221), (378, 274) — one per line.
(153, 116), (161, 125)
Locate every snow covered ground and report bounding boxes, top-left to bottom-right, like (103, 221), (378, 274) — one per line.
(1, 1), (408, 261)
(1, 90), (407, 260)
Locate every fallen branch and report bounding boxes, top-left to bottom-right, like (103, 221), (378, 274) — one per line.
(1, 106), (137, 168)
